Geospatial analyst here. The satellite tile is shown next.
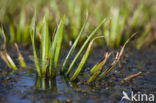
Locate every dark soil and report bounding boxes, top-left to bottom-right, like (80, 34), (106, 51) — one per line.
(0, 44), (156, 103)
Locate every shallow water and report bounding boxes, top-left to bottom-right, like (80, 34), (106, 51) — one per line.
(0, 45), (156, 103)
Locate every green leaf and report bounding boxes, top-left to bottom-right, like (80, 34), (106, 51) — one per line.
(110, 8), (119, 47)
(49, 16), (65, 77)
(70, 36), (104, 81)
(41, 16), (49, 76)
(9, 24), (15, 43)
(88, 53), (111, 83)
(66, 18), (106, 75)
(54, 16), (65, 68)
(90, 61), (103, 75)
(17, 10), (25, 43)
(62, 18), (87, 72)
(136, 26), (151, 50)
(5, 52), (17, 70)
(30, 12), (41, 77)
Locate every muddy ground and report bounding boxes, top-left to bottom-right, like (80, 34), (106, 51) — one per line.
(0, 44), (156, 103)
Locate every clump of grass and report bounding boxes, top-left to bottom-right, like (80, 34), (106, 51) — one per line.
(130, 4), (148, 28)
(70, 36), (104, 81)
(103, 7), (128, 48)
(29, 16), (137, 83)
(1, 0), (155, 49)
(1, 9), (137, 84)
(30, 13), (65, 78)
(0, 28), (17, 70)
(0, 27), (26, 70)
(65, 0), (82, 39)
(2, 10), (30, 45)
(88, 33), (137, 83)
(65, 19), (106, 75)
(30, 15), (107, 82)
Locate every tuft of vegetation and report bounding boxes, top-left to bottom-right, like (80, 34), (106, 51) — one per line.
(70, 36), (104, 81)
(0, 28), (26, 70)
(88, 33), (137, 83)
(30, 13), (65, 77)
(66, 19), (106, 75)
(0, 0), (155, 85)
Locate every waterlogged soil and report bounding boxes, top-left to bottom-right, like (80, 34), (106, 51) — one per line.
(0, 44), (156, 103)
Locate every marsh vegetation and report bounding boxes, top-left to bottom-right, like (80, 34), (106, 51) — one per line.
(0, 0), (156, 103)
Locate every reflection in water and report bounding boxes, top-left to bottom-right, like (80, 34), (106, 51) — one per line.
(34, 77), (57, 92)
(61, 75), (79, 89)
(34, 75), (80, 91)
(32, 76), (80, 103)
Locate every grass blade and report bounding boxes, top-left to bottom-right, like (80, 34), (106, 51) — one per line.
(90, 52), (111, 74)
(9, 24), (15, 43)
(49, 16), (65, 77)
(109, 8), (119, 47)
(0, 51), (17, 71)
(61, 18), (88, 72)
(14, 43), (26, 68)
(5, 52), (17, 70)
(41, 16), (49, 76)
(0, 51), (12, 68)
(54, 16), (65, 68)
(88, 53), (111, 83)
(66, 18), (106, 75)
(30, 12), (41, 77)
(90, 59), (104, 75)
(136, 25), (151, 50)
(17, 10), (25, 43)
(70, 36), (104, 81)
(0, 27), (6, 50)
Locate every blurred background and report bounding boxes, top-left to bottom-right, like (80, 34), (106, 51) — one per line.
(0, 0), (156, 49)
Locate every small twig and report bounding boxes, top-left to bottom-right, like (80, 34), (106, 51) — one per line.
(122, 72), (142, 83)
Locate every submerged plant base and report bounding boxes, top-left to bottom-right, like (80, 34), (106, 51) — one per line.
(34, 77), (57, 91)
